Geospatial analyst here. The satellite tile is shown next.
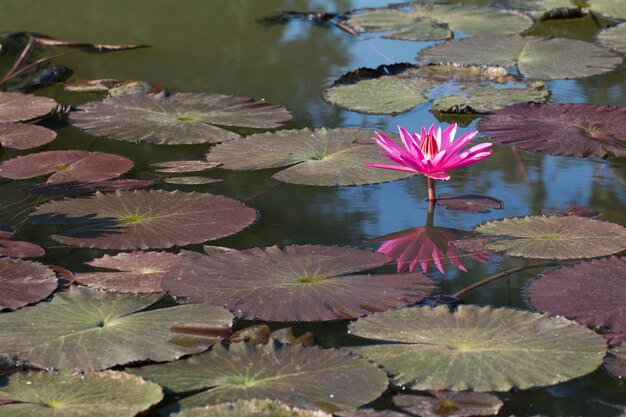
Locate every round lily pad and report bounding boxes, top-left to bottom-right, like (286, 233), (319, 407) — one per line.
(0, 92), (57, 123)
(75, 251), (182, 293)
(129, 341), (389, 412)
(29, 190), (257, 250)
(477, 103), (626, 158)
(325, 64), (548, 115)
(171, 400), (333, 417)
(0, 258), (57, 310)
(349, 305), (607, 391)
(0, 370), (163, 417)
(346, 8), (451, 41)
(205, 128), (414, 186)
(393, 392), (503, 417)
(0, 286), (233, 370)
(152, 160), (221, 173)
(474, 216), (626, 259)
(70, 92), (293, 145)
(0, 150), (134, 184)
(0, 226), (45, 258)
(419, 35), (622, 80)
(598, 23), (626, 55)
(162, 245), (434, 322)
(604, 347), (625, 379)
(0, 123), (56, 150)
(164, 176), (221, 185)
(526, 257), (626, 336)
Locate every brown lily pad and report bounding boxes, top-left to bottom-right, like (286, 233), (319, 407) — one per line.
(29, 190), (257, 250)
(0, 123), (56, 150)
(436, 194), (503, 213)
(393, 391), (503, 417)
(152, 160), (221, 173)
(0, 92), (57, 123)
(0, 150), (133, 183)
(0, 257), (57, 310)
(541, 206), (602, 218)
(0, 225), (45, 258)
(75, 251), (182, 293)
(527, 256), (626, 336)
(478, 103), (626, 158)
(161, 245), (435, 322)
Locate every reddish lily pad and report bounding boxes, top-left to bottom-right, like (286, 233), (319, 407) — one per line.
(478, 103), (626, 158)
(0, 123), (56, 150)
(205, 128), (414, 186)
(129, 341), (389, 412)
(25, 179), (155, 195)
(164, 176), (222, 185)
(29, 190), (257, 250)
(0, 92), (57, 123)
(393, 392), (503, 417)
(0, 286), (234, 370)
(0, 226), (45, 258)
(0, 150), (133, 184)
(527, 257), (626, 336)
(152, 160), (221, 173)
(161, 245), (435, 322)
(70, 92), (293, 145)
(541, 206), (601, 218)
(436, 194), (503, 213)
(0, 258), (57, 310)
(75, 251), (182, 293)
(604, 347), (625, 379)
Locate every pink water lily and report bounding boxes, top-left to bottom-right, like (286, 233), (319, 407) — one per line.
(365, 124), (492, 200)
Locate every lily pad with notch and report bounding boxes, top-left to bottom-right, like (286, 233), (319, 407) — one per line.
(75, 251), (182, 293)
(0, 123), (56, 150)
(474, 216), (626, 259)
(477, 103), (626, 158)
(348, 305), (607, 391)
(162, 244), (435, 322)
(393, 391), (503, 417)
(324, 63), (549, 115)
(69, 92), (293, 145)
(0, 225), (45, 258)
(205, 127), (415, 186)
(0, 150), (133, 184)
(171, 400), (333, 417)
(0, 92), (57, 123)
(129, 340), (389, 412)
(29, 190), (257, 250)
(0, 370), (163, 417)
(419, 35), (622, 80)
(0, 257), (57, 310)
(526, 257), (626, 337)
(0, 286), (233, 370)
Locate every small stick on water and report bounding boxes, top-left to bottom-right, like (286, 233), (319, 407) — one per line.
(243, 182), (284, 203)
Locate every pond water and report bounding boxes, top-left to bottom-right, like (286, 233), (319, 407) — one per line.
(0, 0), (625, 416)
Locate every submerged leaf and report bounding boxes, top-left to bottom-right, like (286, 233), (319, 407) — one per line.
(0, 123), (56, 150)
(0, 370), (163, 417)
(526, 257), (626, 335)
(0, 92), (57, 122)
(478, 103), (626, 158)
(435, 194), (503, 213)
(0, 286), (233, 370)
(162, 245), (434, 321)
(70, 92), (293, 145)
(604, 347), (625, 379)
(419, 35), (622, 80)
(349, 305), (607, 391)
(0, 150), (133, 183)
(393, 392), (503, 417)
(130, 341), (389, 412)
(598, 23), (626, 55)
(475, 216), (626, 259)
(29, 190), (257, 250)
(0, 258), (57, 310)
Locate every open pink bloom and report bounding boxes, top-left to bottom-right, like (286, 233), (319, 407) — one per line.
(364, 124), (492, 180)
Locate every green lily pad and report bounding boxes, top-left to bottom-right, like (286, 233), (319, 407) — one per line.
(419, 35), (622, 80)
(591, 0), (626, 19)
(130, 341), (389, 412)
(325, 64), (548, 115)
(29, 190), (257, 250)
(502, 0), (575, 14)
(0, 258), (57, 310)
(0, 370), (163, 417)
(474, 216), (626, 259)
(171, 400), (333, 417)
(205, 128), (414, 186)
(598, 23), (626, 55)
(393, 392), (503, 417)
(0, 286), (233, 370)
(346, 8), (451, 41)
(0, 92), (57, 123)
(70, 92), (293, 145)
(162, 245), (434, 322)
(349, 305), (607, 391)
(0, 123), (56, 150)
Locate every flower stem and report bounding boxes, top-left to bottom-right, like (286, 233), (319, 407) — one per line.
(427, 177), (436, 202)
